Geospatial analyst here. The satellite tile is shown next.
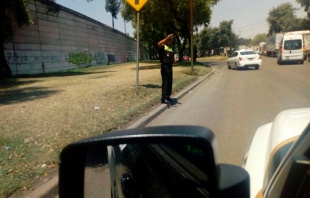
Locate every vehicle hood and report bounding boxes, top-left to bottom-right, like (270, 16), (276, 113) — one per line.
(267, 108), (310, 156)
(244, 107), (310, 198)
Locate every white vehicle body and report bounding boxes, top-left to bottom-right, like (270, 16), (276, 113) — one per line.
(258, 42), (266, 55)
(266, 33), (284, 56)
(284, 30), (310, 62)
(227, 49), (262, 70)
(243, 108), (310, 198)
(277, 30), (310, 64)
(277, 34), (304, 64)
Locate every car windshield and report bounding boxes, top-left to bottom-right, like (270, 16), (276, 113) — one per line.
(240, 51), (256, 55)
(2, 0), (310, 197)
(284, 39), (302, 50)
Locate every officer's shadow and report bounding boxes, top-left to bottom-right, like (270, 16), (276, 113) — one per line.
(170, 98), (181, 106)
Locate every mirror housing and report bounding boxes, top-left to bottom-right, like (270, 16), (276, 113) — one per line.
(58, 125), (249, 198)
(218, 164), (250, 197)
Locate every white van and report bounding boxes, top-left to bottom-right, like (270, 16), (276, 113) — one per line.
(277, 33), (304, 64)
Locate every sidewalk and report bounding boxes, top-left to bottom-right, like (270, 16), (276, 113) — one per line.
(9, 65), (215, 198)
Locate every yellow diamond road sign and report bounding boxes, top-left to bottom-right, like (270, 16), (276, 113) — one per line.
(126, 0), (148, 11)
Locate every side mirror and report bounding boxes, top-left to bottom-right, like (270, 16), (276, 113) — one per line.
(58, 126), (249, 198)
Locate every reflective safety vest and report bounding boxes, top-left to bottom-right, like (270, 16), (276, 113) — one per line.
(164, 44), (173, 52)
(162, 44), (174, 65)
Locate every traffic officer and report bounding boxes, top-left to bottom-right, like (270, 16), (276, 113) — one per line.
(158, 34), (174, 104)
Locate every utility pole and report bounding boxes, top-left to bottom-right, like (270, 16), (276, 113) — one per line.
(122, 4), (127, 35)
(238, 31), (241, 50)
(249, 37), (251, 49)
(124, 20), (126, 34)
(190, 0), (194, 75)
(294, 7), (300, 30)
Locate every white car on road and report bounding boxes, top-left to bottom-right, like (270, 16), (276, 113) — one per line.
(228, 49), (262, 70)
(243, 108), (310, 198)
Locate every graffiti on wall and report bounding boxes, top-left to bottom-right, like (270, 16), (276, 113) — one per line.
(5, 53), (61, 65)
(6, 53), (29, 65)
(33, 56), (61, 63)
(67, 52), (107, 66)
(126, 53), (134, 62)
(120, 54), (126, 62)
(5, 50), (143, 74)
(68, 52), (94, 66)
(108, 54), (115, 63)
(94, 52), (106, 65)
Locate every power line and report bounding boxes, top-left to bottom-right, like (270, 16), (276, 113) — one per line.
(234, 22), (268, 31)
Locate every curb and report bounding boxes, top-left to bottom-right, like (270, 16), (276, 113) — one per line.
(12, 65), (215, 198)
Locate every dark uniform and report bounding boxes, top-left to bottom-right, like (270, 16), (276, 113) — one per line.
(159, 44), (174, 103)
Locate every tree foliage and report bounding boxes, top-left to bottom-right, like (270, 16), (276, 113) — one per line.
(251, 33), (267, 45)
(296, 0), (310, 30)
(121, 0), (220, 60)
(237, 37), (251, 46)
(3, 0), (59, 43)
(266, 3), (296, 35)
(267, 2), (310, 35)
(296, 0), (310, 11)
(105, 0), (121, 28)
(298, 17), (310, 30)
(3, 0), (32, 43)
(194, 20), (236, 56)
(1, 0), (59, 78)
(195, 27), (214, 54)
(3, 0), (60, 37)
(217, 20), (234, 48)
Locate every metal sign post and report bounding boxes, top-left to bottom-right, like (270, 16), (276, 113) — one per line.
(126, 0), (148, 91)
(136, 12), (139, 91)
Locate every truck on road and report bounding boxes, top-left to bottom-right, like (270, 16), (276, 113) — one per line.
(258, 42), (266, 55)
(303, 33), (310, 61)
(266, 33), (285, 56)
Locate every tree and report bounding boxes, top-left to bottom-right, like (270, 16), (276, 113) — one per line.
(296, 0), (310, 11)
(251, 33), (267, 45)
(121, 0), (220, 62)
(105, 0), (122, 28)
(195, 20), (236, 56)
(218, 20), (234, 48)
(298, 17), (310, 30)
(267, 3), (295, 35)
(194, 28), (214, 56)
(296, 0), (310, 30)
(236, 37), (251, 47)
(195, 27), (214, 55)
(1, 0), (59, 78)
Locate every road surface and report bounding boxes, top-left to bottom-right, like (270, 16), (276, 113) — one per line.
(147, 56), (310, 165)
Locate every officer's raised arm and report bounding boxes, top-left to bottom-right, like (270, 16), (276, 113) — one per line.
(158, 34), (173, 48)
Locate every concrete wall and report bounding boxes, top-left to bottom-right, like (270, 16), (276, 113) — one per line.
(4, 0), (148, 75)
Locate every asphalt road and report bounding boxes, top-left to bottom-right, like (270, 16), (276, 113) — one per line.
(147, 56), (310, 166)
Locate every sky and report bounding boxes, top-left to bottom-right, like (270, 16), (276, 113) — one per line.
(210, 0), (307, 38)
(56, 0), (307, 38)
